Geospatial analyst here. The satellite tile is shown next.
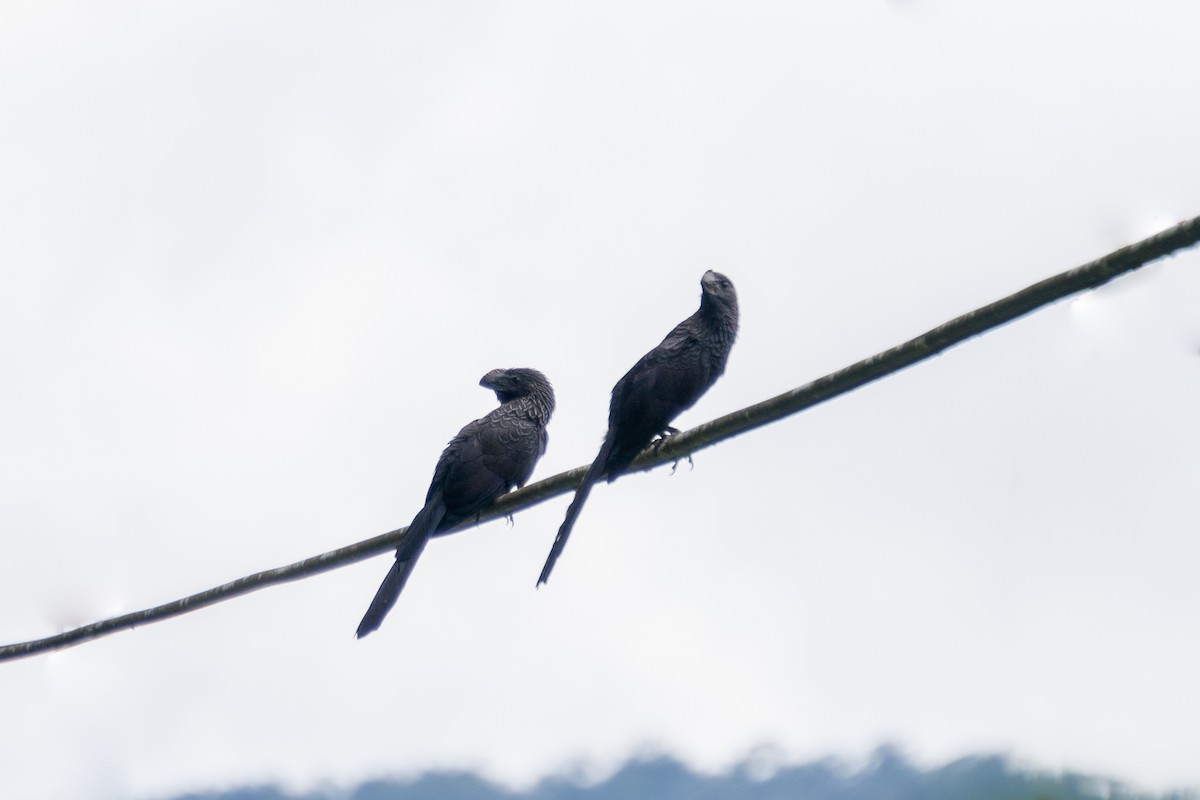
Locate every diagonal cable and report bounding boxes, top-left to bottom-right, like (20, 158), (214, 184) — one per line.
(2, 215), (1198, 663)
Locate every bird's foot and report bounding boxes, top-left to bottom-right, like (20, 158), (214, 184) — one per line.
(669, 453), (695, 475)
(649, 427), (693, 474)
(650, 426), (681, 451)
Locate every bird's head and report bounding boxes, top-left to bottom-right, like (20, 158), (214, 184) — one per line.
(480, 367), (555, 407)
(700, 270), (737, 313)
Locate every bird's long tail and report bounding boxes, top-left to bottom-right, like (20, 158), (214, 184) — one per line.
(537, 438), (613, 587)
(356, 494), (446, 638)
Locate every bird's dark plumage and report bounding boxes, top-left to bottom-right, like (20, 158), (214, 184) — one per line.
(357, 367), (555, 638)
(537, 271), (738, 586)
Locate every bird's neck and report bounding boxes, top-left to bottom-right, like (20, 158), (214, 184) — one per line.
(512, 389), (554, 424)
(699, 300), (738, 345)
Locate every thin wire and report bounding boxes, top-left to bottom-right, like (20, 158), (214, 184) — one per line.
(3, 215), (1198, 663)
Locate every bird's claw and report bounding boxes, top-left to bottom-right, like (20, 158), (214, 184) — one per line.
(650, 426), (681, 451)
(649, 427), (692, 475)
(669, 453), (695, 475)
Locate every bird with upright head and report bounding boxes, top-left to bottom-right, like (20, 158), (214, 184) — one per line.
(537, 270), (738, 586)
(357, 367), (555, 638)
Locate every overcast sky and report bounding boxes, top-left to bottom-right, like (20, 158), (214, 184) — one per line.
(2, 2), (1199, 799)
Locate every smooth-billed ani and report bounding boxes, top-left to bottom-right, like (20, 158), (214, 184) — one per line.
(537, 271), (738, 586)
(357, 367), (555, 638)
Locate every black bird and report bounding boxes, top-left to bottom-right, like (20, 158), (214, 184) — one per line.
(537, 270), (738, 586)
(357, 367), (555, 638)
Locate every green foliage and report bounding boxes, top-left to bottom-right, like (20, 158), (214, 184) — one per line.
(169, 747), (1197, 800)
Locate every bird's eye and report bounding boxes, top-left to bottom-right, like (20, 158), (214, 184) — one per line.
(720, 280), (731, 289)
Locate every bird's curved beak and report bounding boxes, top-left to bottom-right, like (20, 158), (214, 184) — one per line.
(479, 369), (505, 389)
